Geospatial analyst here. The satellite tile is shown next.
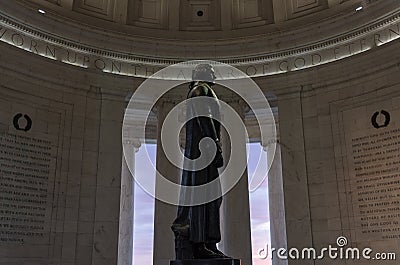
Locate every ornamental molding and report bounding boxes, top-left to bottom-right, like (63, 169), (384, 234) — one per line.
(0, 8), (399, 77)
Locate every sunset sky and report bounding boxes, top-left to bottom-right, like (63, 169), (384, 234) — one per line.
(132, 143), (272, 265)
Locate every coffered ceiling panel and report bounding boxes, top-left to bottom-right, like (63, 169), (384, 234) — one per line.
(73, 0), (116, 21)
(179, 0), (221, 31)
(232, 0), (274, 28)
(127, 0), (168, 29)
(45, 0), (59, 4)
(286, 0), (328, 19)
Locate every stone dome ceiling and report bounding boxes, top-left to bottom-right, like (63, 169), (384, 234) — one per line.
(17, 0), (394, 40)
(13, 0), (397, 43)
(0, 0), (399, 76)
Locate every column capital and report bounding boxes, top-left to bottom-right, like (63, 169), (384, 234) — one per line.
(261, 137), (280, 150)
(225, 98), (249, 119)
(123, 138), (141, 152)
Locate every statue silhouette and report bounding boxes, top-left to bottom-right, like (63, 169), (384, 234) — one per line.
(171, 64), (229, 260)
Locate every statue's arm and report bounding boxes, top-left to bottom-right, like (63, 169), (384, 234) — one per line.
(189, 85), (223, 167)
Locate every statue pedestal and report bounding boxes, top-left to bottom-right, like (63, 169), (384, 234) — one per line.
(170, 259), (241, 265)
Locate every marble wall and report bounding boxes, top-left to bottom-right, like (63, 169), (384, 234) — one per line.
(0, 41), (134, 265)
(262, 39), (400, 265)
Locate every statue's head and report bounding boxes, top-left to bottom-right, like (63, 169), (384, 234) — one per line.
(192, 64), (216, 84)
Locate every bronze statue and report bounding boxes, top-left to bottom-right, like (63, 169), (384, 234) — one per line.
(171, 64), (229, 260)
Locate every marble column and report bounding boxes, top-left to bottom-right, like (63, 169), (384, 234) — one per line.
(91, 88), (128, 265)
(118, 139), (140, 265)
(220, 101), (252, 265)
(153, 100), (181, 265)
(277, 90), (313, 265)
(264, 139), (288, 265)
